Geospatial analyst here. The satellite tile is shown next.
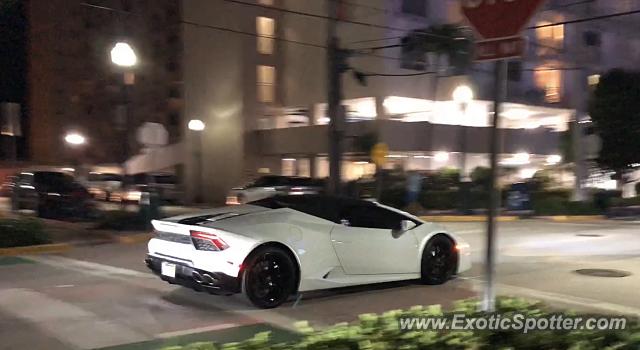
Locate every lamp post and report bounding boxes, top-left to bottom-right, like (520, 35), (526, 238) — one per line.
(188, 119), (205, 203)
(453, 85), (474, 214)
(110, 42), (137, 173)
(64, 132), (87, 175)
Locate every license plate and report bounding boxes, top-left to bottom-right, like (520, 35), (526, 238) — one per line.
(161, 262), (176, 278)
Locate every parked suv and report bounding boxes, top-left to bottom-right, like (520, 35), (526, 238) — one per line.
(11, 169), (95, 218)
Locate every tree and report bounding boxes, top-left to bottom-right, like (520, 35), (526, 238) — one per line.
(588, 69), (640, 180)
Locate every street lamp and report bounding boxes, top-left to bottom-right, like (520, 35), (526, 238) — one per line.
(188, 119), (205, 131)
(189, 119), (205, 203)
(110, 42), (137, 175)
(110, 42), (137, 67)
(453, 85), (474, 214)
(64, 132), (86, 146)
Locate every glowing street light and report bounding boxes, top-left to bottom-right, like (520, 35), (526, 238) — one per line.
(434, 151), (450, 162)
(110, 42), (137, 67)
(452, 85), (474, 104)
(189, 119), (206, 203)
(64, 132), (86, 146)
(188, 119), (206, 131)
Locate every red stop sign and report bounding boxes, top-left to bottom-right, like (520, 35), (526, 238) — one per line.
(461, 0), (546, 39)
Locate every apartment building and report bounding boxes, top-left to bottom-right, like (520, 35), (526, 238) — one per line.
(26, 0), (183, 165)
(182, 0), (639, 203)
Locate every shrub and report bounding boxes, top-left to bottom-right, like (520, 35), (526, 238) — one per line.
(533, 196), (567, 216)
(95, 210), (149, 231)
(592, 189), (622, 211)
(423, 168), (460, 191)
(0, 218), (50, 248)
(419, 190), (457, 210)
(470, 166), (491, 191)
(611, 196), (640, 207)
(159, 297), (640, 350)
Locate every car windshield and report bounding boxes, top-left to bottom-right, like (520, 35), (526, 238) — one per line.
(33, 172), (76, 191)
(153, 174), (177, 184)
(101, 173), (123, 182)
(248, 176), (288, 188)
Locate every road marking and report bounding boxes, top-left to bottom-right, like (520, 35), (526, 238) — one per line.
(27, 255), (303, 332)
(0, 288), (149, 349)
(453, 229), (483, 234)
(28, 255), (154, 279)
(156, 323), (240, 339)
(460, 277), (640, 316)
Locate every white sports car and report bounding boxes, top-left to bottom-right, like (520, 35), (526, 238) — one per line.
(145, 195), (472, 308)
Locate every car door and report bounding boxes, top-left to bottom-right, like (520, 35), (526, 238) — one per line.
(330, 205), (419, 275)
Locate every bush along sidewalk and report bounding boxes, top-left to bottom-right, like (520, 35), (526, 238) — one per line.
(158, 297), (640, 350)
(0, 218), (51, 248)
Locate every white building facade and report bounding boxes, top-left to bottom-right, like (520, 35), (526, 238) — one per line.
(181, 0), (640, 203)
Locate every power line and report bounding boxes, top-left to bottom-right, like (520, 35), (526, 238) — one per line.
(351, 6), (640, 50)
(543, 0), (596, 11)
(216, 0), (454, 40)
(338, 0), (389, 14)
(80, 2), (326, 49)
(528, 8), (640, 29)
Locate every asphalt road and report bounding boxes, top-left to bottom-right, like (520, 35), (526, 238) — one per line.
(1, 219), (639, 349)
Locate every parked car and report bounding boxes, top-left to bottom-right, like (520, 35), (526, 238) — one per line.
(146, 195), (471, 308)
(226, 175), (325, 205)
(11, 169), (96, 218)
(116, 173), (182, 204)
(86, 172), (123, 201)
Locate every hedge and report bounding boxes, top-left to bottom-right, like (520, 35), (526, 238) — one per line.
(611, 196), (640, 207)
(94, 210), (150, 231)
(157, 298), (640, 350)
(0, 218), (50, 248)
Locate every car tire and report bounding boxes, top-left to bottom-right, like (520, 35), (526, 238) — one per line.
(242, 246), (297, 309)
(420, 235), (457, 285)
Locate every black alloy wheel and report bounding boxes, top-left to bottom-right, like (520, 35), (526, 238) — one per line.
(242, 246), (296, 309)
(420, 235), (457, 285)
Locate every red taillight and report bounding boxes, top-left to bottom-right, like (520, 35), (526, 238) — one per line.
(190, 230), (229, 251)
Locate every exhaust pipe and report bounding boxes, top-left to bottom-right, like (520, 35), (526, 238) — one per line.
(202, 274), (216, 285)
(192, 271), (204, 284)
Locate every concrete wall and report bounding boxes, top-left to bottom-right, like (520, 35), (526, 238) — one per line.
(182, 0), (254, 204)
(257, 120), (561, 156)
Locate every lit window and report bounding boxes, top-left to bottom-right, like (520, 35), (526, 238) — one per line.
(536, 21), (564, 54)
(588, 74), (600, 87)
(258, 0), (273, 5)
(534, 68), (562, 103)
(257, 65), (276, 103)
(256, 17), (275, 54)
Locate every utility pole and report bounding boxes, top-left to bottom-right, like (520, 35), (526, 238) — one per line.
(483, 60), (506, 312)
(327, 0), (343, 195)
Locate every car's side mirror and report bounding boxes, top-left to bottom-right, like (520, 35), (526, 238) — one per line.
(400, 220), (416, 232)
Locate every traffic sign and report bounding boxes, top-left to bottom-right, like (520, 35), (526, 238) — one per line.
(371, 143), (389, 167)
(461, 0), (546, 60)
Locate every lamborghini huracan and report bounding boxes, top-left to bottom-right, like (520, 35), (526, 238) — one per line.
(145, 195), (472, 308)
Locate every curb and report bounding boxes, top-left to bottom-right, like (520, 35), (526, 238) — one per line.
(0, 243), (72, 257)
(420, 215), (519, 223)
(0, 232), (152, 257)
(539, 215), (606, 222)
